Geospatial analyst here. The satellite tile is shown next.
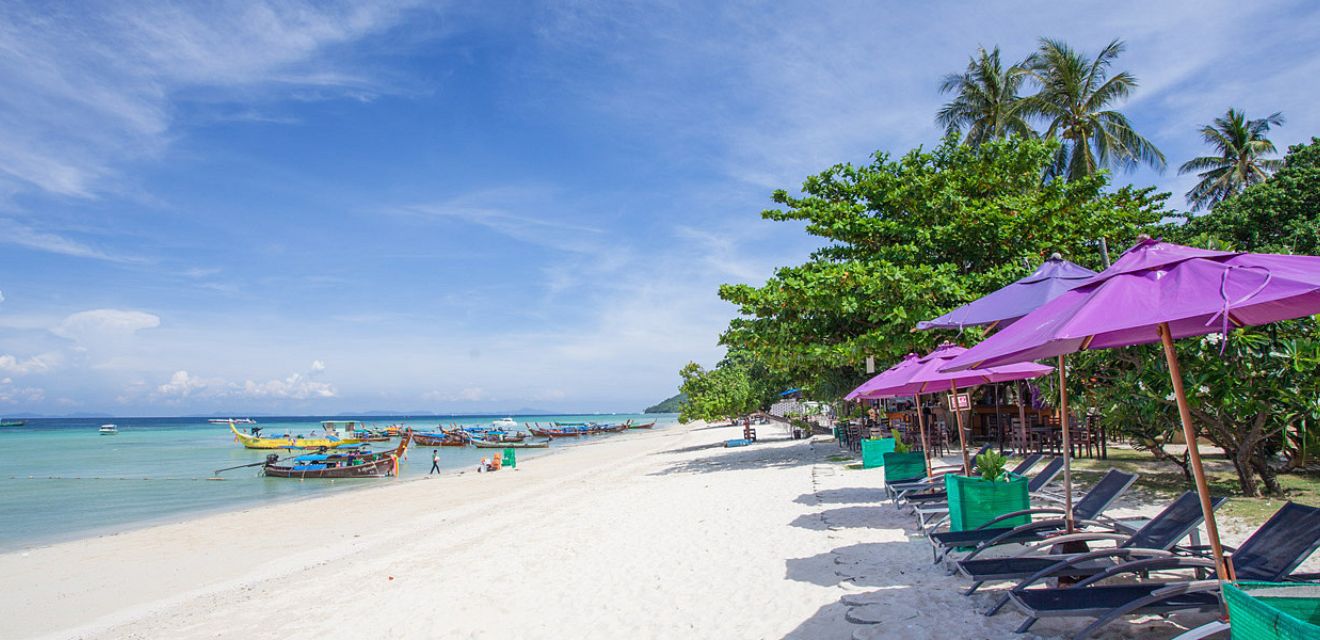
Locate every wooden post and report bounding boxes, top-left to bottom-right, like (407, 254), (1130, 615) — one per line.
(1058, 354), (1074, 533)
(951, 381), (972, 475)
(1159, 322), (1229, 582)
(914, 394), (932, 478)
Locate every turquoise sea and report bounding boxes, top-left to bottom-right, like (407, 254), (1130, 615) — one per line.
(0, 413), (674, 547)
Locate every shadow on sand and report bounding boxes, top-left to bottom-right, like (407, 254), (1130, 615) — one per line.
(648, 440), (826, 476)
(794, 487), (888, 506)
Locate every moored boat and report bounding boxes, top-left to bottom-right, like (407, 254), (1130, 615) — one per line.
(229, 421), (361, 450)
(263, 433), (411, 479)
(528, 424), (586, 437)
(491, 417), (518, 429)
(0, 419), (25, 427)
(469, 437), (550, 449)
(412, 431), (468, 447)
(99, 424), (119, 435)
(210, 418), (256, 425)
(626, 420), (656, 429)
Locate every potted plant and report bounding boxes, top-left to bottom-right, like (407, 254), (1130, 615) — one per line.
(944, 450), (1030, 532)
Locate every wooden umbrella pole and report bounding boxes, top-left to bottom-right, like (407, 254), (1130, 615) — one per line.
(1058, 354), (1074, 533)
(1016, 380), (1030, 456)
(914, 394), (932, 478)
(1159, 322), (1229, 582)
(951, 382), (972, 475)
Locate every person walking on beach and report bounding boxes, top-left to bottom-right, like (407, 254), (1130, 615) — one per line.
(429, 449), (441, 475)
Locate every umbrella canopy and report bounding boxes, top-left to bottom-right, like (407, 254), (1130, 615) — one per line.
(942, 238), (1320, 370)
(916, 254), (1096, 331)
(845, 353), (919, 400)
(856, 343), (1052, 398)
(942, 237), (1320, 585)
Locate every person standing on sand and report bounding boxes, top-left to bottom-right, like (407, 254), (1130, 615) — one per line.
(429, 449), (441, 475)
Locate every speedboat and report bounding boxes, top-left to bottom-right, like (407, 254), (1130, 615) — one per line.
(99, 424), (119, 435)
(491, 417), (518, 429)
(209, 418), (255, 424)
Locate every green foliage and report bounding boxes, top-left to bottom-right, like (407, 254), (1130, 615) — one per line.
(1179, 138), (1320, 255)
(676, 361), (753, 424)
(976, 450), (1008, 482)
(644, 393), (687, 414)
(1177, 109), (1285, 211)
(891, 428), (911, 453)
(719, 136), (1166, 392)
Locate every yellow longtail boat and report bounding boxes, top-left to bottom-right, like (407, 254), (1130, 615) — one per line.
(228, 421), (361, 450)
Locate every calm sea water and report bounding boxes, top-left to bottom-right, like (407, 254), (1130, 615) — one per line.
(0, 413), (674, 547)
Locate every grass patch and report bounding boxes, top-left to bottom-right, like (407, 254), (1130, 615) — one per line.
(1068, 447), (1320, 526)
(827, 454), (854, 463)
(844, 462), (865, 471)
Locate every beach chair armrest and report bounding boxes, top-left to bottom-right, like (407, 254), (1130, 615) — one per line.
(1286, 572), (1320, 581)
(1009, 548), (1177, 592)
(1008, 532), (1131, 558)
(1072, 580), (1223, 640)
(972, 507), (1065, 530)
(1070, 556), (1215, 589)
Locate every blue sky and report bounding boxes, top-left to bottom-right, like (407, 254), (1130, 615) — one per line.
(1, 1), (1318, 416)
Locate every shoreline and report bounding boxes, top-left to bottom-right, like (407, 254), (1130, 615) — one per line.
(2, 420), (1260, 639)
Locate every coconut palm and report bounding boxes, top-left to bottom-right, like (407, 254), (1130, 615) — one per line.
(1023, 38), (1165, 180)
(1178, 108), (1286, 211)
(936, 46), (1034, 146)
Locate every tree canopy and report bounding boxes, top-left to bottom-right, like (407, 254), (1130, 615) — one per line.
(1178, 109), (1286, 211)
(718, 136), (1166, 395)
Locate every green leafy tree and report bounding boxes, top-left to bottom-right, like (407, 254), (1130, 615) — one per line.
(719, 136), (1166, 394)
(1180, 138), (1320, 254)
(937, 46), (1034, 145)
(1023, 38), (1166, 180)
(1179, 109), (1285, 211)
(677, 360), (757, 424)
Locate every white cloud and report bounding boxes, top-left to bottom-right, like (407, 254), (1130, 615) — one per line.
(156, 370), (215, 398)
(0, 1), (431, 200)
(423, 387), (487, 403)
(52, 309), (161, 341)
(0, 352), (59, 375)
(0, 218), (137, 263)
(0, 379), (44, 404)
(395, 185), (609, 255)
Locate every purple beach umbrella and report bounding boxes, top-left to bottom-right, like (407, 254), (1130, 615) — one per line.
(916, 253), (1097, 331)
(852, 343), (1053, 475)
(943, 237), (1320, 581)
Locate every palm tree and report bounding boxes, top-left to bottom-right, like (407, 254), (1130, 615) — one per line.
(936, 47), (1034, 145)
(1178, 108), (1286, 210)
(1023, 38), (1166, 180)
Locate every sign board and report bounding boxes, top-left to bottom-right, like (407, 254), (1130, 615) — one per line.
(947, 393), (971, 411)
(865, 355), (875, 374)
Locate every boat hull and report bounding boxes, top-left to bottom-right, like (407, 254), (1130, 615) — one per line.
(263, 433), (410, 479)
(229, 423), (361, 450)
(470, 438), (550, 449)
(412, 432), (467, 447)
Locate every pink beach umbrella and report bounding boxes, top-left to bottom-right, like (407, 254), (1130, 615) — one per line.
(845, 353), (920, 400)
(943, 237), (1320, 582)
(851, 343), (1053, 476)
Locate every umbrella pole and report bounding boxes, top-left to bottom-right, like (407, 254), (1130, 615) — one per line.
(1058, 354), (1074, 533)
(951, 382), (972, 475)
(1158, 322), (1228, 582)
(914, 394), (932, 478)
(1016, 380), (1030, 456)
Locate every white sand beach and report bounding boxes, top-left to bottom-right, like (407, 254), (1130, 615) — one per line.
(0, 421), (1247, 639)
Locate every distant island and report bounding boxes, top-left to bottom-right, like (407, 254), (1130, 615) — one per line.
(644, 393), (685, 414)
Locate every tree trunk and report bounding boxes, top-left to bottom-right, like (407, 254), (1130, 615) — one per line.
(1232, 448), (1261, 498)
(1250, 454), (1283, 496)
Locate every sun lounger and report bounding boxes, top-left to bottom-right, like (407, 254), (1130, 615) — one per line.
(961, 491), (1226, 598)
(928, 469), (1138, 564)
(1001, 501), (1320, 639)
(886, 444), (992, 503)
(915, 456), (1062, 532)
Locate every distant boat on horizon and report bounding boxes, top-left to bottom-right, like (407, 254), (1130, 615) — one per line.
(0, 418), (26, 427)
(98, 424), (119, 435)
(209, 418), (256, 425)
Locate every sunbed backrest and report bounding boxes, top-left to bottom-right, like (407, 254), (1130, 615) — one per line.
(1011, 454), (1043, 476)
(1232, 502), (1320, 582)
(1027, 458), (1064, 493)
(1123, 492), (1226, 550)
(1071, 470), (1138, 520)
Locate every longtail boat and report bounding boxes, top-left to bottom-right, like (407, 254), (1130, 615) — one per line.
(263, 433), (411, 479)
(626, 421), (656, 429)
(594, 423), (628, 434)
(528, 424), (586, 437)
(469, 438), (550, 449)
(229, 422), (361, 450)
(412, 431), (467, 447)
